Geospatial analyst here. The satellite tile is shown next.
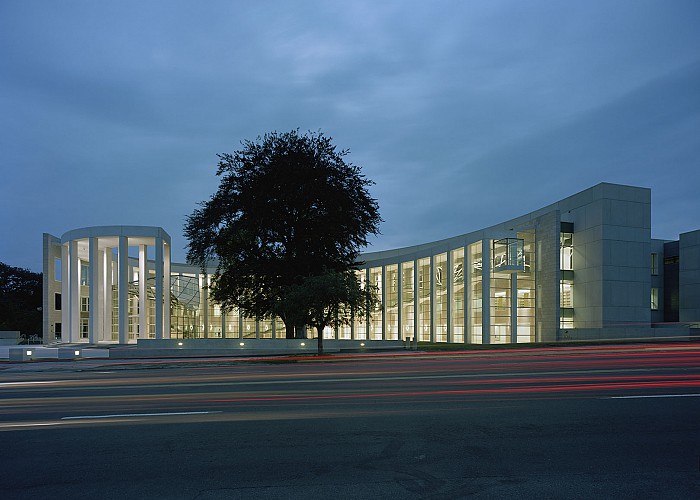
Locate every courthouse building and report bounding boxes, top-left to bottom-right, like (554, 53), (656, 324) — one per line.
(42, 183), (700, 345)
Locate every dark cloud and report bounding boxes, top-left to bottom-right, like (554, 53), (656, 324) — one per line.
(1, 0), (699, 270)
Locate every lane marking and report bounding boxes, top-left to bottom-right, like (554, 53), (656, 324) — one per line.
(61, 411), (223, 420)
(0, 381), (66, 387)
(605, 393), (700, 399)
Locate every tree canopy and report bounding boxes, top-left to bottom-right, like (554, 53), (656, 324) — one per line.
(184, 130), (382, 344)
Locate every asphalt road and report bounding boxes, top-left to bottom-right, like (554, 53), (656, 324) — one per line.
(1, 343), (699, 499)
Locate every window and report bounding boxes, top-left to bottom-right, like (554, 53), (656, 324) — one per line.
(81, 296), (90, 312)
(55, 323), (62, 339)
(54, 258), (62, 281)
(80, 263), (89, 286)
(55, 293), (62, 311)
(651, 253), (658, 275)
(80, 319), (89, 339)
(651, 288), (659, 310)
(560, 233), (573, 270)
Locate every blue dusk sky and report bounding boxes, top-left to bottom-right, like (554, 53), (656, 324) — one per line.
(1, 0), (699, 272)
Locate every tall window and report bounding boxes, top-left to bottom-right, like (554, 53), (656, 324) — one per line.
(651, 253), (658, 275)
(560, 233), (573, 270)
(651, 288), (659, 310)
(385, 265), (399, 340)
(54, 258), (62, 281)
(517, 231), (535, 343)
(354, 270), (367, 340)
(401, 261), (414, 340)
(369, 267), (383, 340)
(434, 253), (447, 342)
(451, 248), (465, 343)
(469, 242), (483, 344)
(417, 258), (431, 342)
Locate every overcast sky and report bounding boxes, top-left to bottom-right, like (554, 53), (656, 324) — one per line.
(1, 0), (699, 272)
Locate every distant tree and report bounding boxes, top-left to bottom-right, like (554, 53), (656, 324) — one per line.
(0, 262), (42, 339)
(185, 130), (382, 340)
(285, 269), (377, 354)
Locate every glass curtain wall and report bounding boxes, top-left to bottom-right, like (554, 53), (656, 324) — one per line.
(418, 258), (431, 342)
(434, 253), (447, 342)
(242, 317), (256, 339)
(517, 231), (535, 342)
(369, 267), (383, 340)
(490, 273), (510, 344)
(354, 270), (367, 340)
(259, 318), (273, 339)
(451, 248), (465, 343)
(560, 231), (574, 329)
(385, 265), (399, 340)
(225, 308), (240, 338)
(469, 242), (483, 344)
(401, 261), (414, 341)
(274, 317), (286, 339)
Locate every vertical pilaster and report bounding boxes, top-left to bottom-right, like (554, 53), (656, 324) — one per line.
(118, 236), (129, 344)
(155, 236), (164, 340)
(413, 259), (418, 349)
(381, 266), (386, 340)
(482, 239), (491, 345)
(397, 262), (403, 341)
(70, 240), (80, 343)
(88, 238), (99, 343)
(202, 273), (209, 339)
(164, 241), (171, 339)
(61, 243), (69, 343)
(429, 255), (435, 343)
(139, 245), (147, 340)
(511, 273), (518, 343)
(447, 250), (453, 344)
(103, 248), (113, 341)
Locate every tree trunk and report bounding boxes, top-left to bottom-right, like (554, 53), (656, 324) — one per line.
(317, 326), (324, 355)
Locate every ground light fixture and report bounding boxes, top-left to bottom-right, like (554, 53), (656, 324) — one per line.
(177, 342), (183, 346)
(74, 350), (80, 356)
(239, 342), (245, 347)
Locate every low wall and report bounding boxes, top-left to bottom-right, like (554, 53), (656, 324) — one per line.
(104, 338), (405, 358)
(0, 331), (20, 346)
(558, 327), (693, 342)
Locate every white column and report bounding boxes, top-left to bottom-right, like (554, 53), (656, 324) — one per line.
(139, 245), (147, 340)
(164, 241), (171, 339)
(447, 250), (453, 344)
(202, 273), (209, 339)
(413, 259), (419, 348)
(397, 263), (403, 341)
(511, 273), (518, 343)
(381, 266), (386, 340)
(88, 238), (100, 343)
(118, 235), (129, 344)
(70, 240), (80, 343)
(155, 237), (164, 340)
(482, 239), (491, 345)
(61, 243), (70, 343)
(103, 248), (113, 341)
(429, 255), (435, 343)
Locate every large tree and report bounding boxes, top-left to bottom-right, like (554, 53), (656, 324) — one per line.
(0, 262), (42, 340)
(185, 130), (381, 340)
